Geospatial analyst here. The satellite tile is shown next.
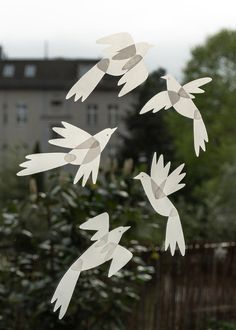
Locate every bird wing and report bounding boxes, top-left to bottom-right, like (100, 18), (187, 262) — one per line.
(79, 212), (110, 241)
(96, 32), (134, 57)
(183, 77), (212, 96)
(101, 242), (118, 260)
(49, 122), (91, 149)
(118, 60), (148, 97)
(94, 233), (109, 247)
(150, 154), (185, 196)
(112, 44), (136, 60)
(150, 153), (171, 186)
(17, 153), (67, 176)
(66, 63), (107, 102)
(122, 55), (143, 71)
(108, 245), (133, 277)
(73, 154), (101, 186)
(162, 163), (186, 196)
(139, 91), (171, 114)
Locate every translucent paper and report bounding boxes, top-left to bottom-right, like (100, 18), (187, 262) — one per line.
(51, 213), (132, 319)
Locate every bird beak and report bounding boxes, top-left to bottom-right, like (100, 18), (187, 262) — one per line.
(161, 75), (167, 80)
(133, 174), (140, 180)
(123, 226), (131, 233)
(111, 127), (117, 134)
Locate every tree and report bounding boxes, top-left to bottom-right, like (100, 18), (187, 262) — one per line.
(120, 68), (174, 164)
(165, 29), (236, 242)
(0, 171), (158, 330)
(32, 142), (45, 192)
(166, 29), (236, 200)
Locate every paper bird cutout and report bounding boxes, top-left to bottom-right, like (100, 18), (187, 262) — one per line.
(134, 153), (186, 256)
(51, 212), (132, 319)
(66, 32), (152, 101)
(140, 75), (212, 156)
(17, 122), (117, 186)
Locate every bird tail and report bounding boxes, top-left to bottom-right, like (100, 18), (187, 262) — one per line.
(165, 209), (185, 256)
(193, 115), (208, 157)
(66, 63), (107, 102)
(17, 153), (68, 176)
(73, 155), (100, 186)
(51, 259), (82, 319)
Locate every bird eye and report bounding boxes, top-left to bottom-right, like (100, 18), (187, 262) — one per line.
(107, 134), (109, 136)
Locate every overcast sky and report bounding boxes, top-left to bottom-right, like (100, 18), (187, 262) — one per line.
(1, 0), (236, 78)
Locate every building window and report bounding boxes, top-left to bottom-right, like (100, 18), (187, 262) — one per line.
(2, 64), (15, 77)
(24, 64), (36, 77)
(108, 104), (119, 126)
(50, 124), (59, 139)
(2, 103), (8, 124)
(87, 104), (98, 126)
(16, 103), (27, 125)
(51, 100), (63, 107)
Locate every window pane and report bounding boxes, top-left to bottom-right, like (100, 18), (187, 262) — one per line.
(87, 104), (98, 126)
(16, 104), (27, 125)
(108, 104), (119, 126)
(24, 64), (36, 77)
(51, 100), (63, 107)
(2, 103), (8, 124)
(3, 64), (15, 77)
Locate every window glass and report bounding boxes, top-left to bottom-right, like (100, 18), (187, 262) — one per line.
(16, 103), (27, 125)
(108, 104), (119, 126)
(24, 64), (36, 77)
(2, 103), (8, 124)
(87, 104), (98, 126)
(51, 100), (63, 107)
(3, 64), (15, 77)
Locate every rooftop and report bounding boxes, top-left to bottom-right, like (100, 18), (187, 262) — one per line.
(0, 58), (117, 91)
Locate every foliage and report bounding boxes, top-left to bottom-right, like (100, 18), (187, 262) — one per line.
(1, 28), (236, 329)
(120, 68), (174, 164)
(120, 29), (236, 243)
(0, 146), (28, 204)
(0, 171), (158, 330)
(164, 29), (236, 242)
(206, 319), (236, 330)
(166, 29), (236, 199)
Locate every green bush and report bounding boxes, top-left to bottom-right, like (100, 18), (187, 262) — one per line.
(0, 171), (157, 329)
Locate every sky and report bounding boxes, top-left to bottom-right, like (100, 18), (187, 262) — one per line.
(1, 0), (236, 78)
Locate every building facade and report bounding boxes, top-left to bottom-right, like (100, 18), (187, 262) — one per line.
(0, 58), (135, 162)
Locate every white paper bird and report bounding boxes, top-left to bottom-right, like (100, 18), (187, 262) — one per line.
(17, 122), (117, 186)
(140, 75), (212, 156)
(66, 32), (152, 101)
(134, 153), (186, 256)
(51, 212), (132, 319)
